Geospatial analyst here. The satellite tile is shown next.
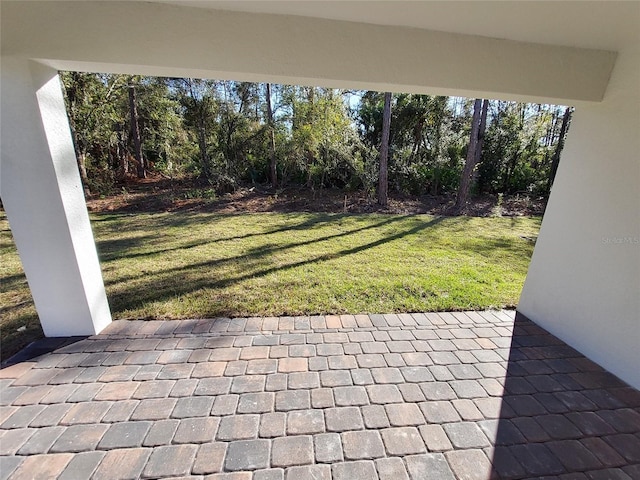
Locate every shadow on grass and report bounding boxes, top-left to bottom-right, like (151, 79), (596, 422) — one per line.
(96, 213), (353, 263)
(459, 238), (527, 257)
(101, 214), (416, 286)
(107, 216), (446, 314)
(0, 300), (33, 317)
(0, 312), (44, 364)
(0, 273), (31, 292)
(96, 234), (161, 261)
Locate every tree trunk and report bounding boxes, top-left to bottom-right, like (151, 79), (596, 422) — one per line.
(471, 99), (490, 191)
(265, 83), (277, 188)
(197, 116), (211, 180)
(68, 124), (91, 196)
(76, 151), (91, 196)
(378, 92), (392, 206)
(545, 107), (558, 147)
(431, 167), (440, 196)
(128, 82), (145, 179)
(63, 73), (91, 196)
(503, 152), (519, 193)
(548, 106), (572, 190)
(116, 123), (128, 182)
(454, 98), (483, 213)
(474, 99), (489, 166)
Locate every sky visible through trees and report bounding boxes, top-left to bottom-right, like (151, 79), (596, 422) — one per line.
(60, 72), (572, 210)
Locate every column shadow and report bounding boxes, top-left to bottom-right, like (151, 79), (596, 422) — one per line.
(489, 312), (640, 479)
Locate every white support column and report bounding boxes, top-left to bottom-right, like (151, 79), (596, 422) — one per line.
(0, 58), (112, 337)
(518, 46), (640, 389)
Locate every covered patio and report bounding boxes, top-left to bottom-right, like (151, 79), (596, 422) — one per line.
(1, 1), (638, 389)
(1, 1), (639, 478)
(2, 311), (639, 479)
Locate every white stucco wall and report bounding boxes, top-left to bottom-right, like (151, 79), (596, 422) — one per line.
(519, 44), (640, 389)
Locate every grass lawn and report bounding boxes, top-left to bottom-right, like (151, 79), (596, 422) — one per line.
(0, 211), (541, 360)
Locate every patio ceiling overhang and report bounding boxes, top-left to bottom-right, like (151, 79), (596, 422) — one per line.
(1, 1), (618, 103)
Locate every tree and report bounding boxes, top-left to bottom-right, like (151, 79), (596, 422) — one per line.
(216, 81), (263, 185)
(548, 106), (572, 190)
(454, 98), (484, 213)
(128, 78), (146, 178)
(391, 94), (456, 195)
(468, 98), (490, 192)
(378, 92), (392, 206)
(477, 101), (514, 193)
(265, 83), (277, 187)
(60, 72), (568, 202)
(474, 99), (489, 166)
(63, 72), (92, 195)
(60, 72), (130, 192)
(175, 78), (218, 180)
(280, 85), (358, 189)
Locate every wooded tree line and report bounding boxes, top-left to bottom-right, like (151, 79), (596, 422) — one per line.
(60, 72), (572, 210)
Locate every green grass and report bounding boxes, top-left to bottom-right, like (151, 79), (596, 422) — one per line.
(0, 212), (540, 360)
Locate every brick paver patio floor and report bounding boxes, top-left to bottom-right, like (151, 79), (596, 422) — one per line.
(1, 311), (639, 479)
